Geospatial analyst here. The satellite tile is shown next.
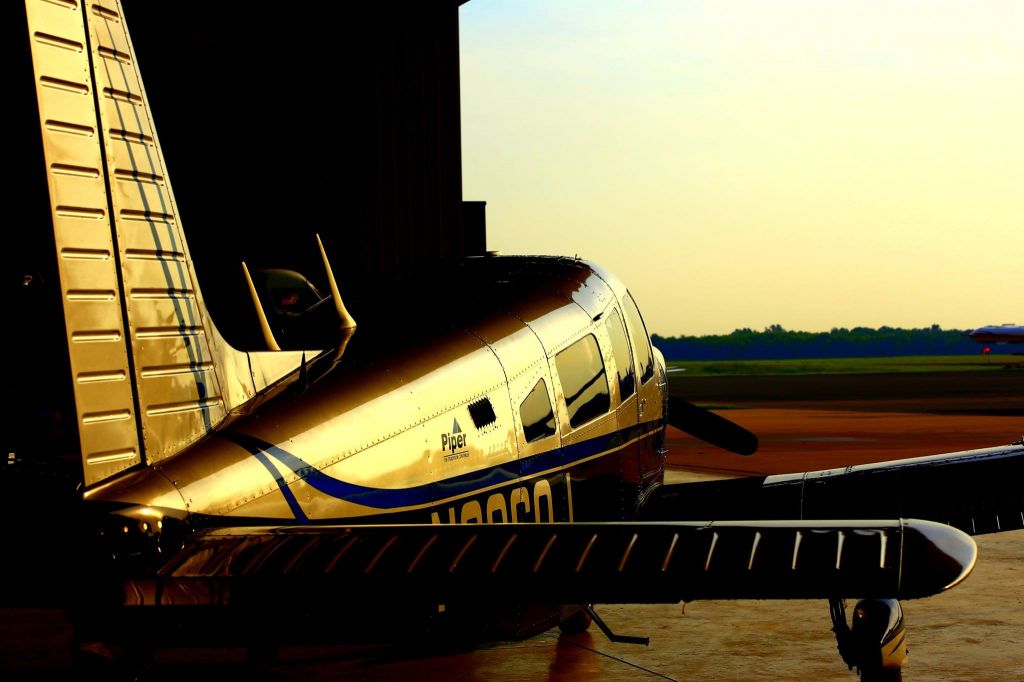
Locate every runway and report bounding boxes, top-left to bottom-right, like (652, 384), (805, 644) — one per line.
(2, 369), (1022, 679)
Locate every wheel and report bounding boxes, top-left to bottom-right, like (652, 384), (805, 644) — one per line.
(558, 609), (593, 635)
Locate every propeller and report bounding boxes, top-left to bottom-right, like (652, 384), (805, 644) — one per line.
(666, 395), (759, 456)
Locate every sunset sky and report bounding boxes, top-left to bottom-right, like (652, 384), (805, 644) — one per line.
(459, 1), (1023, 336)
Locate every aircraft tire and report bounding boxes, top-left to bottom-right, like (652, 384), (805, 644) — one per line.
(558, 609), (593, 635)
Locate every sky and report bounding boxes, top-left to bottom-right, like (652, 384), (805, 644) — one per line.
(458, 1), (1024, 336)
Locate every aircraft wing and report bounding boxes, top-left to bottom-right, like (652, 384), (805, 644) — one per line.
(640, 443), (1024, 536)
(119, 519), (973, 612)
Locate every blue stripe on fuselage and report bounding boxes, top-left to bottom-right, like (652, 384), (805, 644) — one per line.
(221, 420), (658, 514)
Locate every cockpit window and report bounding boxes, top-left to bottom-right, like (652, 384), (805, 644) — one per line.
(555, 334), (611, 428)
(520, 379), (556, 443)
(623, 293), (654, 384)
(605, 308), (636, 401)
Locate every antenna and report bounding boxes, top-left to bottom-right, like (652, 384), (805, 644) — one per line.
(242, 262), (282, 351)
(316, 234), (357, 329)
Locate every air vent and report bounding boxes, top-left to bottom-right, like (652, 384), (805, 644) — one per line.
(468, 397), (497, 429)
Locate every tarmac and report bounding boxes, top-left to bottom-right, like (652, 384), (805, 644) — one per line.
(2, 369), (1022, 679)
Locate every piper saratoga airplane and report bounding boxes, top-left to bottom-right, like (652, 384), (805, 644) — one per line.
(4, 1), (1024, 679)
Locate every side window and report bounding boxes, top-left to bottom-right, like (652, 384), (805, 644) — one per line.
(623, 292), (654, 384)
(521, 379), (557, 443)
(555, 334), (611, 429)
(605, 309), (636, 401)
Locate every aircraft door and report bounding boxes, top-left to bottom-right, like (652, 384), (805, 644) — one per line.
(621, 293), (663, 485)
(483, 320), (567, 522)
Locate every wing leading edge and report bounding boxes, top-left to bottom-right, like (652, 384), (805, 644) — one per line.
(640, 443), (1024, 536)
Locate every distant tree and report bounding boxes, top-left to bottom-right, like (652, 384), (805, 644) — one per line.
(651, 325), (994, 361)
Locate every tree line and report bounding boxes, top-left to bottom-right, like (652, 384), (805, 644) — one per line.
(651, 325), (1002, 360)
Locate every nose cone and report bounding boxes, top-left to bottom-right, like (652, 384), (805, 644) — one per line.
(898, 519), (977, 599)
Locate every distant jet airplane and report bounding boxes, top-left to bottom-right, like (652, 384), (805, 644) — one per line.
(968, 324), (1024, 344)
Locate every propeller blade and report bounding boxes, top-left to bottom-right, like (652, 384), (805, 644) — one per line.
(666, 396), (759, 456)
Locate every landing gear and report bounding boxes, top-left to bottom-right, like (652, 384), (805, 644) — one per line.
(830, 598), (907, 681)
(557, 605), (650, 645)
(558, 607), (593, 635)
(585, 605), (650, 646)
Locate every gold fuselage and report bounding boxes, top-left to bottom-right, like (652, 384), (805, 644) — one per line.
(86, 256), (668, 527)
(16, 0), (665, 531)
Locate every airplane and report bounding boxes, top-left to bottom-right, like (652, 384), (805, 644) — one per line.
(969, 324), (1024, 344)
(4, 1), (1024, 679)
